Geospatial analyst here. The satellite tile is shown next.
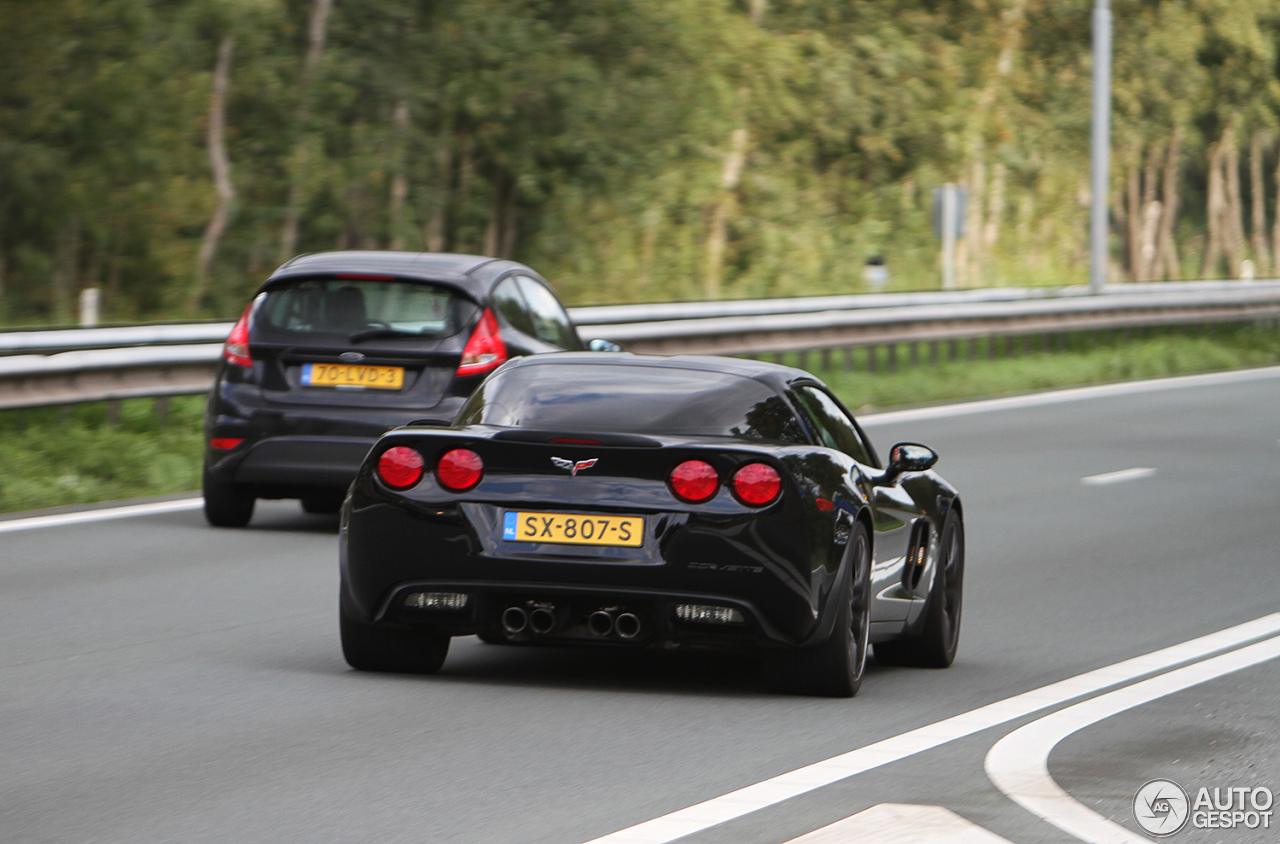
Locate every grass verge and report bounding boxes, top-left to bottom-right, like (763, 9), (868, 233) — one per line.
(0, 324), (1277, 514)
(794, 325), (1280, 413)
(0, 395), (205, 514)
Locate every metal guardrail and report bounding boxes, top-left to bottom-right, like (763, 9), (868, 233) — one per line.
(0, 345), (222, 410)
(1, 281), (1278, 410)
(590, 284), (1280, 355)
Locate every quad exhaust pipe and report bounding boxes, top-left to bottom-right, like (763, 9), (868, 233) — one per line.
(588, 609), (643, 639)
(503, 604), (558, 636)
(588, 610), (614, 637)
(615, 612), (641, 639)
(528, 607), (556, 635)
(502, 606), (528, 634)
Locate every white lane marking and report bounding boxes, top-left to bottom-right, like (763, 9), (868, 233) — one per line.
(985, 634), (1280, 844)
(0, 498), (203, 534)
(1080, 468), (1157, 486)
(858, 365), (1280, 427)
(782, 803), (1014, 844)
(580, 613), (1280, 844)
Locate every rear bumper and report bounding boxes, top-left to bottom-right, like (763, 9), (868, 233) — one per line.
(365, 579), (787, 648)
(341, 500), (833, 648)
(203, 377), (467, 493)
(230, 436), (376, 487)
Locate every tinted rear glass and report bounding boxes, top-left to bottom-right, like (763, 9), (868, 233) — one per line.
(455, 363), (807, 444)
(257, 278), (472, 338)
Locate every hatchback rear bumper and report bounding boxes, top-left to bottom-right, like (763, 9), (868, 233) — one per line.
(229, 436), (377, 488)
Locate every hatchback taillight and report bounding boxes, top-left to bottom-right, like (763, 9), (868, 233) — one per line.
(436, 448), (484, 491)
(732, 462), (781, 506)
(223, 303), (253, 368)
(669, 459), (719, 503)
(377, 446), (425, 488)
(456, 308), (507, 376)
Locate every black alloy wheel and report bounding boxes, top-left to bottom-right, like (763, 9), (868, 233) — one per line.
(340, 606), (451, 674)
(874, 509), (964, 668)
(202, 469), (255, 527)
(764, 521), (872, 697)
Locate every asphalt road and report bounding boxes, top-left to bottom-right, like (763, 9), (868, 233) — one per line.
(2, 369), (1278, 844)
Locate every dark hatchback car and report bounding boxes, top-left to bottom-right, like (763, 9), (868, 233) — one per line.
(203, 251), (594, 527)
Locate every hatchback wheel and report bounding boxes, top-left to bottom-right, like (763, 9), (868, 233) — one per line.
(203, 470), (255, 527)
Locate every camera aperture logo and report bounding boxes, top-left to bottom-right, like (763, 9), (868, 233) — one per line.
(1134, 779), (1190, 836)
(1133, 779), (1274, 836)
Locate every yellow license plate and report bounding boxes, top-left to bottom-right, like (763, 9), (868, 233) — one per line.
(503, 511), (644, 547)
(302, 363), (404, 390)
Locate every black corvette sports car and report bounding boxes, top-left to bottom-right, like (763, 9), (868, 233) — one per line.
(340, 354), (964, 696)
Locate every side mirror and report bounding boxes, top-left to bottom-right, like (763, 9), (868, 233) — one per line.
(878, 442), (938, 482)
(587, 338), (624, 352)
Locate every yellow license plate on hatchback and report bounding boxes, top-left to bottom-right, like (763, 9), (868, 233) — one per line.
(301, 363), (404, 390)
(503, 511), (644, 547)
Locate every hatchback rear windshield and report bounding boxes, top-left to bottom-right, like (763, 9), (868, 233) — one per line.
(455, 363), (808, 444)
(255, 278), (474, 339)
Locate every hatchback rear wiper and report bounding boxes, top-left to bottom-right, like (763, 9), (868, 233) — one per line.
(348, 328), (430, 343)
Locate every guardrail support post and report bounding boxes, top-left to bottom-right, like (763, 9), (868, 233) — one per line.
(843, 347), (854, 372)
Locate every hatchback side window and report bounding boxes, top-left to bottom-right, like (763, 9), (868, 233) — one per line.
(794, 386), (877, 466)
(492, 277), (537, 337)
(515, 276), (581, 350)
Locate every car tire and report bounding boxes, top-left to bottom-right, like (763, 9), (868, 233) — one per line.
(874, 509), (964, 668)
(300, 493), (344, 514)
(763, 521), (871, 697)
(203, 470), (255, 527)
(340, 607), (450, 674)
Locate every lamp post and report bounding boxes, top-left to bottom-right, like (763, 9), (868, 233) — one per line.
(1089, 0), (1112, 294)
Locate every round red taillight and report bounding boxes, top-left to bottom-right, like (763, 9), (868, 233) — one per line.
(732, 462), (781, 506)
(669, 459), (719, 503)
(436, 448), (484, 491)
(377, 446), (424, 488)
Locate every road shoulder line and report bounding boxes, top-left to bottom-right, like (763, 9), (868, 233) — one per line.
(984, 634), (1280, 844)
(0, 497), (203, 534)
(859, 365), (1280, 427)
(581, 613), (1280, 844)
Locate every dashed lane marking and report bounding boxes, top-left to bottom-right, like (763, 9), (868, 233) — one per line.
(1080, 467), (1157, 486)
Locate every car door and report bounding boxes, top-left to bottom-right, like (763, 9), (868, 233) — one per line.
(792, 384), (920, 622)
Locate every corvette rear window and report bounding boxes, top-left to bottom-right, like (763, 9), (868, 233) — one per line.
(455, 364), (807, 444)
(255, 278), (471, 337)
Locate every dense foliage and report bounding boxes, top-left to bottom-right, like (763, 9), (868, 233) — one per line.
(3, 0), (1280, 324)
